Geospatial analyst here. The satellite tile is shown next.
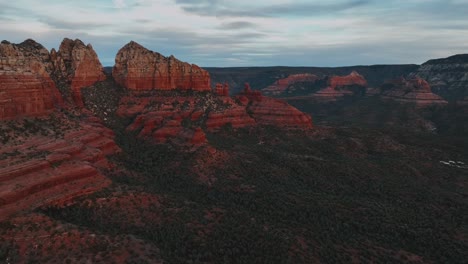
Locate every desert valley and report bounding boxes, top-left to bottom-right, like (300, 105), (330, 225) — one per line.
(0, 36), (467, 263)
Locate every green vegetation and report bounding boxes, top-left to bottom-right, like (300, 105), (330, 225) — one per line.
(41, 125), (468, 263)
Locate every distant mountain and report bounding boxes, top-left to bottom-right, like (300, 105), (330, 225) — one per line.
(423, 54), (468, 65)
(206, 64), (419, 94)
(411, 54), (468, 102)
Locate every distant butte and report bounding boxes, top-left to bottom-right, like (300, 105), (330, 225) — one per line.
(378, 77), (448, 106)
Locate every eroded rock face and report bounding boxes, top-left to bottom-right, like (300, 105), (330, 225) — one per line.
(117, 93), (254, 145)
(310, 71), (368, 101)
(0, 114), (120, 219)
(411, 54), (468, 101)
(214, 83), (229, 96)
(113, 41), (210, 91)
(239, 84), (312, 128)
(379, 77), (448, 106)
(0, 40), (64, 120)
(328, 71), (368, 89)
(51, 38), (106, 106)
(263, 74), (319, 96)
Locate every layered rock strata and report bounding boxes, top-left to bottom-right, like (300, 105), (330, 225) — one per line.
(310, 71), (368, 101)
(0, 117), (120, 220)
(263, 74), (319, 96)
(51, 38), (106, 106)
(0, 40), (63, 120)
(379, 77), (448, 106)
(113, 41), (210, 91)
(411, 54), (468, 101)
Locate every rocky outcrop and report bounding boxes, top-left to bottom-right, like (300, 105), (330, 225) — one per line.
(238, 83), (312, 128)
(328, 71), (368, 89)
(117, 93), (255, 145)
(51, 38), (106, 106)
(410, 54), (468, 101)
(214, 83), (229, 96)
(310, 71), (368, 101)
(117, 84), (312, 145)
(378, 77), (448, 106)
(113, 41), (210, 91)
(0, 116), (120, 220)
(205, 104), (256, 130)
(263, 74), (319, 96)
(0, 40), (63, 120)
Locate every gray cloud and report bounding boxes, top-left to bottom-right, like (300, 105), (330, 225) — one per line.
(175, 0), (372, 17)
(217, 21), (257, 30)
(1, 0), (468, 67)
(37, 16), (112, 30)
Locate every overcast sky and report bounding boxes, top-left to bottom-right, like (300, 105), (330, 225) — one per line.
(1, 0), (467, 67)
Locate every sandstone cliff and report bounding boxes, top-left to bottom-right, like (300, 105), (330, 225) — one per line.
(113, 41), (210, 91)
(51, 38), (106, 106)
(0, 40), (63, 120)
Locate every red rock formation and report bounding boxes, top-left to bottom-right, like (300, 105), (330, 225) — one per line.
(310, 71), (368, 101)
(240, 82), (263, 101)
(379, 77), (448, 106)
(0, 117), (120, 220)
(0, 40), (63, 120)
(328, 71), (368, 89)
(113, 41), (210, 91)
(206, 105), (256, 130)
(247, 97), (312, 128)
(263, 73), (319, 96)
(51, 38), (106, 106)
(238, 84), (312, 128)
(215, 82), (229, 96)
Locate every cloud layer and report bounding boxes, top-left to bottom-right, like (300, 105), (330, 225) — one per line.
(1, 0), (467, 66)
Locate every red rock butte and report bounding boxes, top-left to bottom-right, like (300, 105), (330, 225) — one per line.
(379, 77), (448, 106)
(0, 39), (64, 120)
(328, 71), (368, 89)
(263, 73), (319, 96)
(51, 38), (106, 106)
(112, 41), (211, 91)
(310, 71), (368, 101)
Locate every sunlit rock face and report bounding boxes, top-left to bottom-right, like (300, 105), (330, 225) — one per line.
(112, 41), (211, 91)
(0, 39), (64, 120)
(51, 38), (106, 107)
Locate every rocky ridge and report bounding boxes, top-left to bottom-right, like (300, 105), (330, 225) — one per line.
(0, 113), (120, 220)
(112, 41), (210, 91)
(263, 73), (319, 96)
(377, 77), (448, 106)
(411, 54), (468, 101)
(310, 71), (368, 101)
